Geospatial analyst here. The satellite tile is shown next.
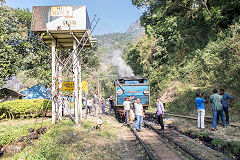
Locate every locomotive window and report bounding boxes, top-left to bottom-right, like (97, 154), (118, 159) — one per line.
(118, 79), (124, 83)
(139, 79), (144, 83)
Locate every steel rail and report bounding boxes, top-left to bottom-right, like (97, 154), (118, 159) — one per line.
(144, 122), (203, 160)
(131, 128), (155, 160)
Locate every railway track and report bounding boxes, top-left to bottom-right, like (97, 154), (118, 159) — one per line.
(130, 120), (231, 160)
(131, 127), (155, 160)
(146, 112), (240, 128)
(130, 123), (186, 160)
(144, 121), (203, 160)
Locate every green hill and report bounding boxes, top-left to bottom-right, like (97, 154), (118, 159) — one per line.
(127, 0), (240, 120)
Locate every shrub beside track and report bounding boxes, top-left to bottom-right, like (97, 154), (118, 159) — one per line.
(0, 99), (51, 119)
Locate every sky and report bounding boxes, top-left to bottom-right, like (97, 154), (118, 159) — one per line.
(5, 0), (143, 35)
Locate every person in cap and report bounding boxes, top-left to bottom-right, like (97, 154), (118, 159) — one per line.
(156, 97), (164, 130)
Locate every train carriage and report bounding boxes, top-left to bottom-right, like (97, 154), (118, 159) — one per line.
(114, 76), (150, 121)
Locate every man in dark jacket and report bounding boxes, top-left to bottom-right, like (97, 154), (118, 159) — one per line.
(217, 89), (234, 125)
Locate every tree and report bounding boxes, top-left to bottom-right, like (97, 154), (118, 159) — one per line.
(0, 3), (34, 86)
(128, 0), (240, 92)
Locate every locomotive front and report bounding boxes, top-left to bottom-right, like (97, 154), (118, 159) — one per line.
(114, 76), (150, 120)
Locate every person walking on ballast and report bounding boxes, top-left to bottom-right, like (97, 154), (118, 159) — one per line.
(210, 89), (226, 131)
(156, 98), (164, 130)
(195, 92), (207, 129)
(133, 98), (144, 132)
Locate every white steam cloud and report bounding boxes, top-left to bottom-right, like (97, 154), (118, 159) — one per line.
(110, 50), (135, 77)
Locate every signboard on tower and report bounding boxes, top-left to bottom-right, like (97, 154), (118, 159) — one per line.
(56, 81), (88, 92)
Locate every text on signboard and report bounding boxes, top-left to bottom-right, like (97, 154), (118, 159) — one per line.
(50, 6), (73, 17)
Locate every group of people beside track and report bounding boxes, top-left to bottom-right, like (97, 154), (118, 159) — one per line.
(195, 89), (233, 131)
(124, 88), (233, 132)
(123, 97), (165, 132)
(83, 94), (115, 117)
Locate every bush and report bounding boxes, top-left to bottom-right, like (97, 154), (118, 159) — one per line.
(0, 99), (51, 119)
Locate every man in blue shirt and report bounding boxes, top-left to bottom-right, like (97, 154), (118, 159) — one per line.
(217, 89), (234, 125)
(195, 92), (207, 129)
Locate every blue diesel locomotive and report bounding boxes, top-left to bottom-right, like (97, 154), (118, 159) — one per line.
(114, 76), (150, 121)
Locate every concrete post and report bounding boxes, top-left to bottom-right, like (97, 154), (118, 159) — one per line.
(59, 50), (63, 122)
(78, 59), (82, 120)
(51, 40), (56, 124)
(73, 40), (79, 124)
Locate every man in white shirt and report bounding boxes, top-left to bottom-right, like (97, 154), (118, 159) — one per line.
(87, 98), (92, 115)
(123, 97), (131, 124)
(156, 98), (164, 130)
(133, 98), (144, 131)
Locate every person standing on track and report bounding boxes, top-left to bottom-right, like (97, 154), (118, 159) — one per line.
(195, 92), (207, 129)
(210, 89), (226, 131)
(156, 98), (164, 130)
(217, 89), (234, 125)
(133, 98), (144, 131)
(123, 97), (131, 124)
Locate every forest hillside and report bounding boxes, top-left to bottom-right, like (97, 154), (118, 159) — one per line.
(127, 0), (240, 117)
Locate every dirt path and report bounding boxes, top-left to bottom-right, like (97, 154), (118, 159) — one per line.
(83, 114), (148, 160)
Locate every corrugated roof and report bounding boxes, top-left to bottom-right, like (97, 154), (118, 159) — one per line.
(0, 88), (26, 97)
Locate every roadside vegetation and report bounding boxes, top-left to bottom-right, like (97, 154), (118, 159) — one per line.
(13, 118), (121, 160)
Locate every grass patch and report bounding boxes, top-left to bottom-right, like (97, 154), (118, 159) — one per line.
(82, 120), (94, 130)
(0, 118), (51, 146)
(98, 129), (118, 139)
(14, 118), (121, 160)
